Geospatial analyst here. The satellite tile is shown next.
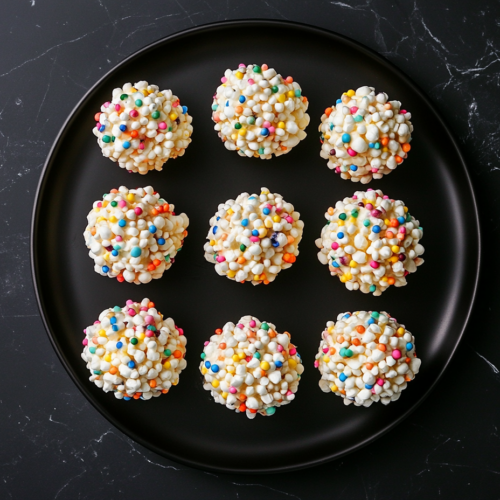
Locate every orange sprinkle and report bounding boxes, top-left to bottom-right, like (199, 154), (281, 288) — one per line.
(325, 107), (333, 117)
(90, 227), (96, 236)
(153, 259), (161, 267)
(215, 328), (222, 335)
(395, 155), (403, 164)
(380, 137), (389, 146)
(329, 347), (336, 355)
(149, 380), (157, 388)
(147, 264), (156, 271)
(268, 330), (276, 338)
(386, 231), (394, 238)
(239, 403), (246, 412)
(366, 363), (374, 370)
(109, 366), (118, 375)
(337, 336), (345, 343)
(235, 106), (243, 114)
(352, 338), (361, 346)
(110, 189), (118, 193)
(183, 230), (188, 237)
(238, 394), (247, 402)
(151, 209), (158, 216)
(133, 393), (141, 399)
(327, 207), (334, 215)
(280, 145), (287, 151)
(162, 389), (169, 394)
(116, 274), (125, 283)
(285, 76), (293, 83)
(390, 218), (399, 228)
(148, 301), (155, 308)
(384, 103), (392, 109)
(377, 344), (387, 352)
(402, 143), (411, 153)
(130, 130), (138, 138)
(387, 277), (396, 285)
(405, 357), (411, 363)
(405, 375), (412, 382)
(219, 343), (226, 349)
(356, 325), (365, 334)
(262, 64), (268, 70)
(173, 350), (182, 358)
(237, 257), (246, 264)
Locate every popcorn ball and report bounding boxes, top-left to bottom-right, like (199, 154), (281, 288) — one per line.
(316, 189), (424, 296)
(200, 316), (304, 419)
(93, 80), (193, 174)
(203, 187), (304, 285)
(315, 311), (421, 407)
(84, 186), (189, 284)
(211, 63), (310, 158)
(81, 298), (187, 400)
(319, 86), (413, 183)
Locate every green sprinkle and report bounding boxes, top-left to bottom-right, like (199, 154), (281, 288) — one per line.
(130, 338), (138, 345)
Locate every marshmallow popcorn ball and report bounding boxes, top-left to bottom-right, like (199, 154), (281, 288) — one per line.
(211, 64), (310, 158)
(316, 189), (424, 296)
(81, 298), (187, 400)
(204, 188), (304, 285)
(315, 311), (421, 407)
(84, 186), (189, 284)
(319, 86), (413, 183)
(93, 81), (193, 174)
(200, 316), (304, 419)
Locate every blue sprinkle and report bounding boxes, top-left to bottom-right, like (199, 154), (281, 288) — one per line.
(110, 317), (117, 324)
(225, 100), (229, 106)
(275, 360), (283, 368)
(406, 342), (414, 351)
(122, 141), (131, 149)
(337, 232), (344, 239)
(157, 238), (165, 245)
(365, 384), (373, 389)
(241, 219), (248, 227)
(118, 220), (126, 227)
(99, 125), (105, 132)
(119, 124), (127, 132)
(124, 397), (131, 401)
(372, 225), (381, 233)
(211, 364), (220, 373)
(343, 313), (350, 319)
(112, 325), (119, 332)
(216, 216), (221, 221)
(260, 128), (269, 136)
(350, 165), (358, 171)
(339, 373), (348, 382)
(204, 361), (211, 368)
(336, 99), (342, 104)
(368, 142), (374, 148)
(102, 266), (109, 273)
(239, 95), (246, 103)
(111, 250), (118, 256)
(116, 342), (123, 349)
(341, 133), (351, 143)
(252, 229), (259, 236)
(272, 240), (279, 247)
(213, 225), (218, 234)
(149, 225), (157, 233)
(182, 105), (188, 113)
(397, 216), (405, 224)
(128, 361), (135, 368)
(263, 208), (270, 215)
(367, 318), (375, 325)
(248, 197), (256, 200)
(333, 261), (340, 268)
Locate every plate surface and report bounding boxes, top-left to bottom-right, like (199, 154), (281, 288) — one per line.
(31, 20), (479, 473)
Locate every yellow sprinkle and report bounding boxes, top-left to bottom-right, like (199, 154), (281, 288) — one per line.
(221, 392), (228, 399)
(384, 219), (390, 226)
(273, 215), (281, 222)
(381, 276), (388, 282)
(346, 89), (355, 97)
(324, 134), (331, 139)
(137, 332), (145, 340)
(348, 217), (356, 223)
(287, 90), (295, 98)
(95, 208), (100, 213)
(211, 379), (220, 388)
(231, 133), (238, 141)
(349, 260), (357, 268)
(98, 329), (106, 337)
(382, 147), (389, 153)
(339, 275), (347, 283)
(157, 92), (163, 97)
(104, 252), (110, 261)
(253, 275), (261, 281)
(338, 220), (345, 227)
(260, 361), (270, 371)
(264, 219), (273, 228)
(109, 216), (117, 223)
(227, 270), (236, 278)
(126, 193), (135, 202)
(328, 326), (334, 333)
(391, 245), (400, 253)
(278, 94), (287, 103)
(345, 272), (352, 280)
(130, 87), (137, 93)
(397, 327), (405, 337)
(238, 128), (247, 136)
(201, 366), (207, 374)
(232, 354), (239, 362)
(238, 352), (245, 359)
(104, 354), (111, 362)
(227, 208), (234, 215)
(288, 359), (297, 369)
(404, 206), (408, 213)
(97, 216), (105, 223)
(323, 356), (330, 363)
(210, 240), (216, 246)
(172, 380), (178, 386)
(102, 201), (108, 207)
(227, 365), (235, 374)
(331, 384), (338, 392)
(235, 71), (243, 79)
(277, 121), (285, 129)
(261, 188), (270, 194)
(169, 113), (178, 121)
(389, 256), (398, 264)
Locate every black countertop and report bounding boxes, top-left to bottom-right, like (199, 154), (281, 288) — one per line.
(1, 1), (498, 498)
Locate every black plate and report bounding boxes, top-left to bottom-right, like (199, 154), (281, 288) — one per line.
(31, 20), (480, 473)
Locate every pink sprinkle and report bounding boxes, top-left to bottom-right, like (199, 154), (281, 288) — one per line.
(128, 309), (136, 316)
(172, 101), (179, 107)
(383, 195), (389, 199)
(399, 227), (406, 234)
(347, 148), (357, 157)
(118, 200), (126, 208)
(229, 387), (237, 394)
(365, 203), (373, 210)
(140, 306), (148, 311)
(94, 321), (100, 325)
(97, 202), (102, 208)
(216, 255), (226, 263)
(400, 109), (407, 114)
(176, 327), (184, 335)
(115, 236), (123, 242)
(289, 348), (297, 355)
(286, 390), (293, 396)
(350, 106), (358, 114)
(277, 345), (284, 352)
(371, 209), (381, 217)
(263, 121), (271, 128)
(352, 195), (358, 200)
(146, 331), (154, 337)
(145, 315), (154, 324)
(204, 341), (209, 346)
(104, 102), (110, 108)
(367, 188), (373, 191)
(314, 361), (319, 368)
(268, 126), (275, 134)
(237, 323), (244, 329)
(115, 104), (121, 112)
(248, 78), (255, 85)
(126, 300), (134, 305)
(335, 167), (341, 173)
(371, 387), (377, 394)
(370, 261), (379, 269)
(134, 207), (143, 215)
(249, 320), (256, 328)
(371, 168), (378, 173)
(276, 207), (282, 213)
(239, 63), (246, 67)
(129, 110), (138, 118)
(158, 122), (167, 130)
(82, 339), (88, 345)
(377, 378), (384, 386)
(392, 349), (402, 360)
(332, 242), (339, 250)
(250, 236), (260, 242)
(323, 347), (329, 353)
(139, 143), (145, 150)
(221, 77), (227, 83)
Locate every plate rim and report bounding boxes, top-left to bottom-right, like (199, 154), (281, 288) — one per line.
(30, 18), (481, 474)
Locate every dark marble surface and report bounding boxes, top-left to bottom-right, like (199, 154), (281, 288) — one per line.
(1, 1), (498, 498)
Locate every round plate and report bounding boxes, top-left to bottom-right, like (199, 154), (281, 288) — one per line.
(31, 20), (480, 473)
